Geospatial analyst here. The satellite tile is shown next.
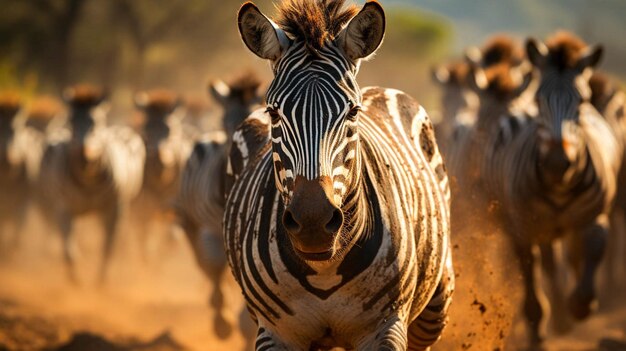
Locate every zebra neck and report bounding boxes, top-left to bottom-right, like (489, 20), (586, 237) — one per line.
(476, 104), (509, 132)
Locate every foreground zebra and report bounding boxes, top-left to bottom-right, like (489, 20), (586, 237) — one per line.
(481, 32), (622, 346)
(133, 90), (191, 260)
(38, 85), (145, 283)
(176, 73), (262, 341)
(224, 1), (454, 349)
(0, 93), (29, 253)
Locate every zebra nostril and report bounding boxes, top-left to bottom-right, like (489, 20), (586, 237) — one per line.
(324, 209), (344, 234)
(282, 210), (302, 234)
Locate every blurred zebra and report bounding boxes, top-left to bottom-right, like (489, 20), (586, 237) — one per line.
(431, 61), (478, 146)
(176, 72), (262, 340)
(225, 1), (453, 350)
(0, 93), (29, 253)
(589, 72), (626, 296)
(481, 32), (622, 346)
(38, 84), (145, 283)
(132, 89), (191, 260)
(442, 35), (532, 192)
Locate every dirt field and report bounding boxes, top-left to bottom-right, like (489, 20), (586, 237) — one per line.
(0, 206), (625, 351)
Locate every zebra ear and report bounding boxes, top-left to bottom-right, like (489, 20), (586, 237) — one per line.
(209, 79), (230, 106)
(526, 38), (548, 67)
(468, 66), (489, 92)
(576, 45), (603, 71)
(238, 2), (290, 61)
(511, 63), (534, 96)
(464, 46), (482, 66)
(337, 0), (386, 61)
(134, 92), (149, 110)
(431, 65), (450, 85)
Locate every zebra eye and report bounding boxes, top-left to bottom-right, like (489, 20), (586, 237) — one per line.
(347, 107), (360, 121)
(266, 108), (281, 124)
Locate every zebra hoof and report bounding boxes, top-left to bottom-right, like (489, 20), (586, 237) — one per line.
(213, 314), (234, 339)
(568, 288), (597, 320)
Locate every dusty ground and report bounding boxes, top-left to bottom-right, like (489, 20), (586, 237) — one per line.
(0, 206), (625, 351)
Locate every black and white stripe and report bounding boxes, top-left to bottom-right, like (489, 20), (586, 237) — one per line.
(176, 75), (262, 342)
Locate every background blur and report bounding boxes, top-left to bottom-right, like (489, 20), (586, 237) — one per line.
(2, 0), (624, 115)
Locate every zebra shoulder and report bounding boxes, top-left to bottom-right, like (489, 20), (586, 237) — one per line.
(227, 108), (271, 180)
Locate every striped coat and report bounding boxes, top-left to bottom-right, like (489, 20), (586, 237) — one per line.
(176, 73), (263, 341)
(38, 85), (145, 283)
(480, 33), (622, 345)
(226, 1), (454, 349)
(132, 90), (192, 259)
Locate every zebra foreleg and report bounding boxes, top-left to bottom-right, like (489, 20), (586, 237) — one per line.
(568, 215), (608, 320)
(407, 252), (454, 351)
(58, 212), (78, 284)
(201, 230), (232, 339)
(516, 242), (549, 348)
(98, 206), (120, 285)
(539, 241), (572, 335)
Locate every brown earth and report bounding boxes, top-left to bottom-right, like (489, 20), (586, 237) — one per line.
(0, 205), (625, 351)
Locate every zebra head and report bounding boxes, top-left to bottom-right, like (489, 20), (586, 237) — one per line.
(134, 89), (182, 172)
(526, 32), (602, 184)
(238, 0), (385, 260)
(466, 62), (533, 129)
(209, 71), (263, 136)
(63, 84), (109, 163)
(431, 61), (478, 125)
(135, 90), (181, 144)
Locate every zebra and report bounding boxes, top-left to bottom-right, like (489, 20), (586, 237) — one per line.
(480, 32), (622, 346)
(431, 60), (477, 145)
(442, 35), (533, 193)
(132, 89), (191, 260)
(224, 1), (454, 349)
(176, 72), (263, 341)
(588, 72), (626, 298)
(38, 84), (145, 284)
(0, 93), (29, 254)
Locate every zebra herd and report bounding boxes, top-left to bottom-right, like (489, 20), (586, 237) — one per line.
(435, 31), (626, 347)
(1, 0), (625, 350)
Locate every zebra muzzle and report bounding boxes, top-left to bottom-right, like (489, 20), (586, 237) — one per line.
(282, 176), (344, 261)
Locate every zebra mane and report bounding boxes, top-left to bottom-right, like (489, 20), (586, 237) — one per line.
(544, 31), (589, 70)
(138, 89), (180, 115)
(227, 70), (263, 101)
(274, 0), (359, 51)
(28, 96), (63, 121)
(0, 91), (21, 117)
(481, 35), (522, 67)
(64, 84), (106, 108)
